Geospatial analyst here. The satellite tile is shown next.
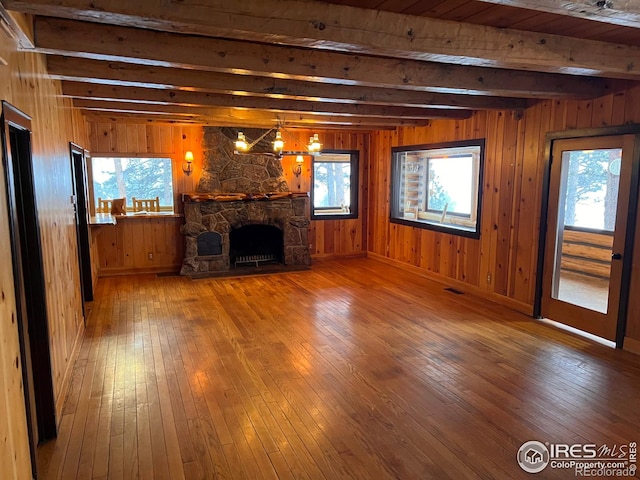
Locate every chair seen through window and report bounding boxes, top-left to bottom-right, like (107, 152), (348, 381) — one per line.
(132, 196), (160, 212)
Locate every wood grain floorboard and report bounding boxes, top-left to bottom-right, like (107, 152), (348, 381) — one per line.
(39, 258), (640, 479)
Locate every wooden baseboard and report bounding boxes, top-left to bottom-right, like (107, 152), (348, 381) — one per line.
(311, 252), (367, 260)
(55, 318), (85, 423)
(366, 252), (534, 316)
(623, 337), (640, 355)
(98, 265), (181, 276)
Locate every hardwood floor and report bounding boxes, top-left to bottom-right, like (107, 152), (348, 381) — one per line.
(38, 258), (640, 479)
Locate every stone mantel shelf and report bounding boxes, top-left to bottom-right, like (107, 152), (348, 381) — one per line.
(182, 192), (309, 202)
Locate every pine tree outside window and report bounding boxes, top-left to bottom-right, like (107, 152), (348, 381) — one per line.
(311, 150), (359, 220)
(92, 157), (174, 213)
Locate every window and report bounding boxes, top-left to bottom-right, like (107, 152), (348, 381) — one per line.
(561, 148), (622, 232)
(311, 150), (358, 219)
(390, 139), (485, 238)
(92, 156), (174, 212)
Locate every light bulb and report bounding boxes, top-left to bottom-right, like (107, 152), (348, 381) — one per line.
(235, 131), (248, 151)
(273, 130), (284, 153)
(310, 133), (321, 152)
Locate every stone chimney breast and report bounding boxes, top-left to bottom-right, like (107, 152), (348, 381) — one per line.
(197, 127), (289, 194)
(180, 127), (310, 276)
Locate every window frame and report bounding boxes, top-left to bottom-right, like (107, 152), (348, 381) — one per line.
(310, 149), (359, 220)
(90, 154), (176, 214)
(390, 139), (485, 239)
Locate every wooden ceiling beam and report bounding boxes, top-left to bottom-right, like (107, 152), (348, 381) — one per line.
(33, 17), (603, 100)
(75, 104), (432, 127)
(46, 56), (601, 104)
(72, 98), (472, 121)
(5, 0), (640, 78)
(82, 113), (391, 130)
(475, 0), (640, 29)
(0, 4), (34, 49)
(62, 83), (473, 119)
(60, 77), (528, 112)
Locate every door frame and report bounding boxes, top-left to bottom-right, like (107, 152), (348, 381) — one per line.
(534, 124), (640, 348)
(70, 142), (93, 311)
(2, 101), (58, 476)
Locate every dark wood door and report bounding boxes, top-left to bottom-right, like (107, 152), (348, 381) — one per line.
(70, 143), (93, 309)
(2, 101), (57, 478)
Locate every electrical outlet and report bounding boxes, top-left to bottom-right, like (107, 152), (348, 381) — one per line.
(148, 252), (153, 260)
(486, 273), (492, 284)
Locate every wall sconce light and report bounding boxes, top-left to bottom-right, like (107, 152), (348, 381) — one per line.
(293, 155), (304, 177)
(183, 150), (194, 176)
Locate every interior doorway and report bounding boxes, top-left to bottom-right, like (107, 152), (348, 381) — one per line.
(537, 130), (640, 346)
(70, 143), (93, 314)
(1, 101), (57, 477)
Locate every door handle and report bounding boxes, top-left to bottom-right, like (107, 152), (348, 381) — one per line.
(612, 253), (622, 260)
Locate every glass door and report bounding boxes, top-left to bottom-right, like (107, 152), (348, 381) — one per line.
(541, 135), (635, 341)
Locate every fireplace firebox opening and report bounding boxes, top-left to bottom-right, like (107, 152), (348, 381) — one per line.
(230, 224), (284, 268)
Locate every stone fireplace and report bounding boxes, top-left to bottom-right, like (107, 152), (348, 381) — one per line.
(180, 127), (311, 275)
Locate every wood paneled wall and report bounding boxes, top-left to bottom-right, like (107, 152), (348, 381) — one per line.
(369, 112), (530, 311)
(88, 123), (371, 266)
(88, 122), (204, 214)
(95, 216), (184, 274)
(368, 84), (640, 348)
(279, 129), (370, 257)
(87, 122), (202, 274)
(1, 16), (89, 479)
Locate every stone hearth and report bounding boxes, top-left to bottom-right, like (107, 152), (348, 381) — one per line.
(179, 127), (311, 275)
(180, 194), (310, 275)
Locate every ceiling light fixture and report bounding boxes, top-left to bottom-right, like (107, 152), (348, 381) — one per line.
(235, 132), (248, 152)
(273, 130), (284, 154)
(308, 133), (322, 154)
(234, 125), (284, 158)
(233, 124), (321, 159)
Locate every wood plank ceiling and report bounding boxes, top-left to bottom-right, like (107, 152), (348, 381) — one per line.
(3, 0), (640, 129)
